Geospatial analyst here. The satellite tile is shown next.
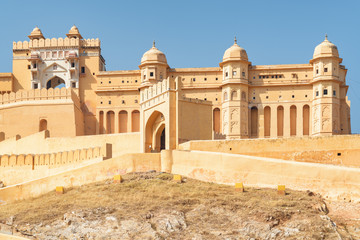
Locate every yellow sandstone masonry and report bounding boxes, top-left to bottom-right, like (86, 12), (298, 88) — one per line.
(0, 26), (351, 152)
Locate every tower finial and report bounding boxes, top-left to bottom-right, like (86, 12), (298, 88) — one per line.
(153, 40), (155, 48)
(234, 36), (237, 44)
(325, 34), (328, 41)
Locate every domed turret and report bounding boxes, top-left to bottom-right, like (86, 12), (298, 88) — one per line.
(140, 41), (167, 66)
(139, 41), (168, 85)
(28, 26), (45, 40)
(313, 35), (339, 60)
(66, 25), (83, 39)
(220, 37), (250, 139)
(222, 37), (248, 63)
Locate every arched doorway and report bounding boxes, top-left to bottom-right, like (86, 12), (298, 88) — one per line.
(213, 108), (220, 133)
(131, 110), (140, 132)
(106, 111), (115, 134)
(303, 105), (310, 135)
(119, 110), (128, 133)
(39, 119), (47, 132)
(46, 77), (65, 89)
(154, 123), (165, 152)
(160, 128), (165, 150)
(264, 106), (271, 137)
(277, 106), (284, 137)
(290, 105), (297, 136)
(250, 106), (258, 137)
(145, 111), (165, 153)
(99, 111), (104, 134)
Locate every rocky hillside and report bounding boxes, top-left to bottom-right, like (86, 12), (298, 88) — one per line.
(0, 172), (359, 239)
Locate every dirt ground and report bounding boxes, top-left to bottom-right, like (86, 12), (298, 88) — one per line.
(0, 172), (359, 239)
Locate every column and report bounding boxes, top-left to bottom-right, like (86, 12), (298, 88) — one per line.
(258, 106), (265, 138)
(127, 110), (132, 133)
(296, 104), (303, 137)
(270, 105), (277, 138)
(114, 110), (119, 133)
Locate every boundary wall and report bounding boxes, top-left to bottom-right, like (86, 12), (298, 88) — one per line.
(161, 150), (360, 202)
(1, 149), (360, 204)
(179, 135), (360, 167)
(0, 153), (160, 203)
(0, 130), (140, 157)
(0, 144), (109, 186)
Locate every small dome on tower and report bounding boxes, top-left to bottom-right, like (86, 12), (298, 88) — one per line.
(69, 25), (80, 34)
(66, 25), (83, 39)
(28, 26), (44, 40)
(222, 37), (248, 62)
(313, 35), (339, 59)
(141, 41), (167, 65)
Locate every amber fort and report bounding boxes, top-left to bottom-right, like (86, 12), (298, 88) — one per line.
(0, 26), (359, 210)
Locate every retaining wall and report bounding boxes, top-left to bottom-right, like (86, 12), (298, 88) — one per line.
(179, 135), (360, 167)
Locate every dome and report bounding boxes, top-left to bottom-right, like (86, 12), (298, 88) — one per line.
(141, 41), (167, 65)
(313, 35), (339, 59)
(28, 26), (44, 39)
(66, 25), (82, 39)
(69, 25), (80, 35)
(222, 37), (248, 62)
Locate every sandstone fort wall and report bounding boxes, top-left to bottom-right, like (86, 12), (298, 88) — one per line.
(179, 135), (360, 167)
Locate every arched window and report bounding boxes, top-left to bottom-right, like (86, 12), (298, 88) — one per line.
(39, 119), (47, 132)
(250, 107), (258, 137)
(303, 105), (310, 136)
(264, 106), (271, 137)
(223, 92), (228, 101)
(290, 105), (297, 136)
(231, 91), (237, 100)
(241, 91), (246, 100)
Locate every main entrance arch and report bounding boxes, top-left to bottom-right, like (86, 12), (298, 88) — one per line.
(46, 76), (65, 89)
(144, 111), (166, 153)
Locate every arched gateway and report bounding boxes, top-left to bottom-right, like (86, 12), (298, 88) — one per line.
(144, 111), (166, 153)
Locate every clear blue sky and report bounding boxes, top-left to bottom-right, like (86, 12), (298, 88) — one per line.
(0, 0), (359, 133)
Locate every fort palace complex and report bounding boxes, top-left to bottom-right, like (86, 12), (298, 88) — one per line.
(0, 26), (360, 209)
(0, 26), (351, 152)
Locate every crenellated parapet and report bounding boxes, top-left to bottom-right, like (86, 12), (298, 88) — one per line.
(0, 146), (106, 168)
(141, 77), (176, 103)
(13, 38), (100, 50)
(0, 88), (80, 107)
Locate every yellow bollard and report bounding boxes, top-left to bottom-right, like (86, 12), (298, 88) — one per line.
(113, 174), (123, 183)
(278, 185), (285, 195)
(173, 174), (182, 183)
(56, 186), (64, 194)
(235, 183), (244, 192)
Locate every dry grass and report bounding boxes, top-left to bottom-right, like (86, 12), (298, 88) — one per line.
(0, 172), (323, 227)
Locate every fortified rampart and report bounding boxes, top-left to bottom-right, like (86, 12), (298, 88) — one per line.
(0, 130), (140, 157)
(1, 148), (359, 203)
(13, 38), (100, 50)
(0, 88), (80, 107)
(179, 135), (360, 167)
(0, 88), (83, 138)
(0, 145), (108, 186)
